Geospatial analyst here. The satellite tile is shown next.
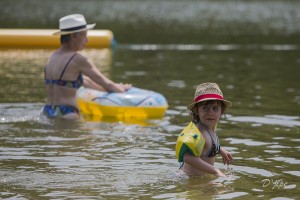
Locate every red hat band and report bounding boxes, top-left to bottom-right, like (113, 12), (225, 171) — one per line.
(194, 94), (224, 103)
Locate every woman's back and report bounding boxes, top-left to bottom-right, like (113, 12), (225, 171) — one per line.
(44, 50), (81, 108)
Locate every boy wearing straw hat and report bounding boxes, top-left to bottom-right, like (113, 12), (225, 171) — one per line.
(43, 14), (131, 120)
(176, 82), (233, 177)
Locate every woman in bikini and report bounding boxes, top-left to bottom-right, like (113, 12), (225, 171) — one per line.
(43, 14), (131, 120)
(179, 82), (233, 177)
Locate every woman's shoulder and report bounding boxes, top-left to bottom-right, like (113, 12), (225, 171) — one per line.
(72, 53), (88, 62)
(71, 53), (94, 70)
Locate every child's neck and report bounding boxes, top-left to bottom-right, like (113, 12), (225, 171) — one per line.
(197, 121), (215, 133)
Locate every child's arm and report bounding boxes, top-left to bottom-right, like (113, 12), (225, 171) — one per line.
(219, 148), (233, 165)
(183, 152), (226, 177)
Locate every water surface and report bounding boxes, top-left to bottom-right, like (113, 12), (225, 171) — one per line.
(0, 0), (300, 199)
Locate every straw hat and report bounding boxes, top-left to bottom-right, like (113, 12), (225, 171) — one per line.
(187, 82), (232, 110)
(53, 14), (96, 36)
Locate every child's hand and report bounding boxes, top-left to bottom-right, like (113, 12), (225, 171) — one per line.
(219, 148), (233, 165)
(215, 168), (226, 177)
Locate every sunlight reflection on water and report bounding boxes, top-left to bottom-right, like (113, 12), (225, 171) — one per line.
(119, 44), (300, 51)
(228, 115), (300, 127)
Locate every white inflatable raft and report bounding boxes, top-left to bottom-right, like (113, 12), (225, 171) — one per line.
(77, 87), (168, 120)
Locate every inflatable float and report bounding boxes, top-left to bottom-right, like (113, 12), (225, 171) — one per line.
(0, 29), (115, 48)
(176, 122), (205, 163)
(76, 87), (168, 120)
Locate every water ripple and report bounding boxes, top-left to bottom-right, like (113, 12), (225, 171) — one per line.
(119, 44), (300, 51)
(228, 115), (300, 127)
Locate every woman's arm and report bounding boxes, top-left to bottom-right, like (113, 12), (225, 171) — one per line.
(76, 55), (131, 92)
(83, 76), (106, 91)
(183, 152), (226, 177)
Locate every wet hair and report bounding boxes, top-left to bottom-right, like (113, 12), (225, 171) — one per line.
(60, 32), (81, 44)
(60, 34), (71, 44)
(190, 100), (226, 123)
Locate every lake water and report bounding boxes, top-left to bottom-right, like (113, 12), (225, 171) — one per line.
(0, 0), (299, 199)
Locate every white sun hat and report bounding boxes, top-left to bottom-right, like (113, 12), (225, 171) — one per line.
(53, 14), (96, 36)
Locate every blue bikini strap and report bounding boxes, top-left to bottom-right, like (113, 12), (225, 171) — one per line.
(206, 129), (220, 156)
(206, 129), (215, 145)
(58, 54), (78, 81)
(215, 132), (220, 151)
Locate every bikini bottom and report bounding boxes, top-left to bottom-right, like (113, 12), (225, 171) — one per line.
(43, 104), (79, 118)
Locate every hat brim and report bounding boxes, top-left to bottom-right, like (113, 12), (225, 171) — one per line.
(53, 23), (96, 36)
(187, 98), (232, 110)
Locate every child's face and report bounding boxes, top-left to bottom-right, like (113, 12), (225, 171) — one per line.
(196, 101), (222, 128)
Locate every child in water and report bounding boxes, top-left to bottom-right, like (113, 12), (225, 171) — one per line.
(176, 82), (233, 177)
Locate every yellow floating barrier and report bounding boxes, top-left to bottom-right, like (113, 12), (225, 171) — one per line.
(0, 29), (115, 48)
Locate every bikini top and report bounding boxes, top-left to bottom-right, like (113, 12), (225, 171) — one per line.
(206, 129), (220, 157)
(44, 54), (83, 89)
